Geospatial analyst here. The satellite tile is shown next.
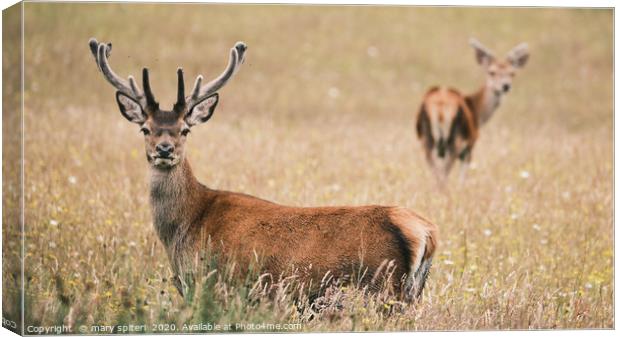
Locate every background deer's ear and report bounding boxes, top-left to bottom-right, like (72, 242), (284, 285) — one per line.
(469, 38), (495, 67)
(507, 43), (530, 68)
(186, 93), (219, 126)
(116, 91), (146, 124)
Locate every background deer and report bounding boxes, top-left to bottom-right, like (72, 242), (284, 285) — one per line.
(416, 38), (529, 183)
(89, 38), (438, 301)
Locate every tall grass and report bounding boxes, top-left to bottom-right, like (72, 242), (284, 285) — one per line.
(1, 3), (613, 332)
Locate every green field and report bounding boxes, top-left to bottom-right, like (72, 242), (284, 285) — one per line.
(2, 3), (613, 332)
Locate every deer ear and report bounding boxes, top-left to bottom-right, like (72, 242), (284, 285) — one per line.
(469, 38), (495, 67)
(116, 91), (146, 124)
(507, 43), (529, 68)
(186, 93), (219, 126)
(473, 47), (494, 67)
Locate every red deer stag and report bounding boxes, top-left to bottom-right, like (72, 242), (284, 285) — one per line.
(416, 38), (529, 184)
(89, 38), (438, 301)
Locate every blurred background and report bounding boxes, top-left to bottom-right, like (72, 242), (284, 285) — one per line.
(3, 3), (612, 331)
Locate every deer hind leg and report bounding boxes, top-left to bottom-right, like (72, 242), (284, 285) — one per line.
(441, 153), (457, 179)
(422, 140), (445, 186)
(429, 151), (449, 189)
(429, 149), (456, 191)
(403, 237), (435, 302)
(410, 257), (433, 300)
(423, 139), (456, 190)
(457, 146), (473, 184)
(391, 209), (437, 302)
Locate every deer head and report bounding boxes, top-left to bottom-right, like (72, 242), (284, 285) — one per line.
(469, 38), (529, 95)
(88, 38), (247, 170)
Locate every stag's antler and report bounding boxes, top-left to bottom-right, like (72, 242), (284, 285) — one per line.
(186, 42), (247, 108)
(88, 38), (157, 108)
(90, 38), (246, 111)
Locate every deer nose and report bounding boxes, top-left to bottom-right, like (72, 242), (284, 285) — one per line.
(156, 143), (174, 157)
(502, 84), (511, 92)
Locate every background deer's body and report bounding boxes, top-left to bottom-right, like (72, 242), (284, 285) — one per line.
(416, 86), (477, 181)
(90, 38), (438, 301)
(416, 38), (529, 183)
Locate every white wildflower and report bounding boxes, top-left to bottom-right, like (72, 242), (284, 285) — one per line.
(68, 176), (77, 184)
(520, 170), (530, 179)
(483, 229), (492, 237)
(444, 259), (455, 265)
(49, 219), (58, 227)
(367, 46), (379, 58)
(532, 223), (541, 231)
(327, 87), (340, 99)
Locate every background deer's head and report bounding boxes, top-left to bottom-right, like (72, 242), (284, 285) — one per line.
(88, 38), (247, 170)
(469, 38), (529, 96)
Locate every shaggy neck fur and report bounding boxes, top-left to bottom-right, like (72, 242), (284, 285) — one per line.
(466, 84), (502, 125)
(149, 158), (201, 247)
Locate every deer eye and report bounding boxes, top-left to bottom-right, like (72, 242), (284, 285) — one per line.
(140, 127), (151, 136)
(181, 128), (191, 136)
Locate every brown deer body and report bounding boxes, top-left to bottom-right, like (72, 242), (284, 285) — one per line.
(416, 38), (529, 183)
(89, 38), (438, 301)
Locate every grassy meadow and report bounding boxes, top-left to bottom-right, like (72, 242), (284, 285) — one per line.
(2, 3), (613, 332)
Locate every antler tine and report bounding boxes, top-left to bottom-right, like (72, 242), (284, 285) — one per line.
(200, 47), (238, 96)
(233, 41), (248, 70)
(88, 38), (99, 63)
(190, 75), (203, 100)
(187, 42), (247, 107)
(128, 76), (142, 97)
(142, 68), (158, 107)
(88, 38), (111, 69)
(97, 43), (130, 92)
(175, 67), (185, 110)
(91, 38), (143, 102)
